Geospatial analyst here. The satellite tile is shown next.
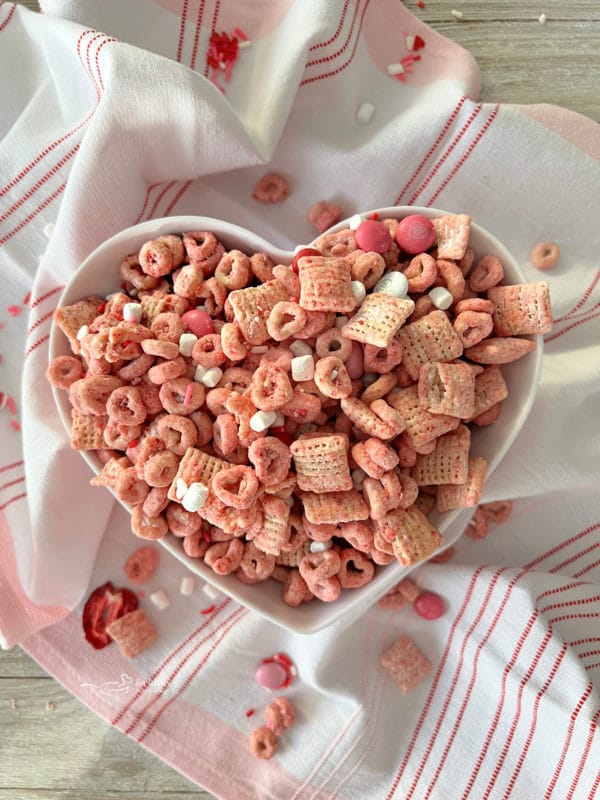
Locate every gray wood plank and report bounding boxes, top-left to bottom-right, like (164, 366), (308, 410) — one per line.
(0, 647), (49, 678)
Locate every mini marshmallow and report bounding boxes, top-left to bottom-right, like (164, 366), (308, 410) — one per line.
(374, 272), (409, 298)
(351, 281), (367, 305)
(272, 411), (285, 427)
(538, 13), (547, 23)
(180, 576), (195, 596)
(291, 354), (315, 382)
(250, 410), (277, 432)
(348, 214), (364, 231)
(451, 8), (464, 18)
(182, 482), (209, 512)
(123, 302), (143, 324)
(387, 63), (405, 76)
(76, 325), (89, 341)
(290, 340), (313, 358)
(179, 332), (198, 357)
(201, 367), (223, 388)
(310, 540), (333, 552)
(43, 222), (55, 238)
(175, 477), (188, 500)
(203, 582), (220, 600)
(428, 286), (454, 310)
(194, 364), (207, 382)
(356, 102), (375, 124)
(335, 315), (349, 328)
(150, 589), (170, 611)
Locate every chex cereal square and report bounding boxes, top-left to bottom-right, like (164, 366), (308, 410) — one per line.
(387, 384), (460, 447)
(167, 446), (230, 502)
(418, 361), (475, 418)
(432, 213), (471, 260)
(301, 489), (370, 524)
(229, 280), (290, 345)
(398, 310), (464, 380)
(469, 365), (508, 420)
(436, 456), (488, 512)
(487, 281), (552, 336)
(380, 636), (432, 692)
(342, 293), (415, 348)
(290, 434), (352, 493)
(411, 425), (471, 486)
(298, 255), (356, 313)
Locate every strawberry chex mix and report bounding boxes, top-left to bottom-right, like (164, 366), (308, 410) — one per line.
(47, 214), (552, 606)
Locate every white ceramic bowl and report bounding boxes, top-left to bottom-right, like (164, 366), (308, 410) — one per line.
(49, 208), (542, 634)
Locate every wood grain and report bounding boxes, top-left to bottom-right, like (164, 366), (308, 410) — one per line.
(3, 2), (599, 799)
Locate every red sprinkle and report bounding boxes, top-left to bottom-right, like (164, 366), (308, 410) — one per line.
(234, 27), (249, 41)
(418, 0), (425, 8)
(127, 438), (139, 449)
(369, 212), (379, 220)
(97, 302), (106, 314)
(201, 605), (216, 615)
(7, 306), (21, 317)
(22, 292), (31, 305)
(245, 708), (255, 717)
(6, 396), (16, 415)
(10, 420), (21, 432)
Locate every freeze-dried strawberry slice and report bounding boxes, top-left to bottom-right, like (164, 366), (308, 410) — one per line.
(82, 582), (139, 649)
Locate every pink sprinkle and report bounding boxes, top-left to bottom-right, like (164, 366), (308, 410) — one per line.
(22, 292), (31, 306)
(0, 393), (5, 410)
(138, 590), (145, 598)
(6, 396), (16, 415)
(183, 383), (194, 407)
(201, 604), (216, 615)
(234, 27), (249, 41)
(7, 306), (21, 317)
(10, 420), (20, 432)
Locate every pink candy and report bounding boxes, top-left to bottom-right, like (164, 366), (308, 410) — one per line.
(255, 661), (288, 690)
(396, 214), (436, 255)
(345, 340), (364, 379)
(181, 308), (214, 338)
(355, 220), (392, 254)
(413, 590), (445, 620)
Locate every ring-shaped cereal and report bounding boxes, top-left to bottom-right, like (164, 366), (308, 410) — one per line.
(313, 356), (352, 399)
(212, 413), (239, 456)
(280, 390), (322, 423)
(131, 505), (168, 539)
(187, 410), (212, 447)
(315, 329), (352, 361)
(362, 477), (391, 520)
(142, 485), (170, 518)
(156, 233), (185, 267)
(403, 253), (437, 293)
(113, 467), (149, 505)
(239, 541), (276, 581)
(298, 550), (342, 602)
(340, 521), (374, 553)
(252, 173), (289, 203)
(141, 338), (179, 359)
(453, 310), (493, 348)
(199, 277), (227, 315)
(183, 232), (224, 276)
(250, 364), (293, 411)
(182, 529), (209, 557)
(294, 310), (334, 340)
(147, 355), (187, 385)
(156, 413), (198, 455)
(192, 333), (226, 369)
(349, 251), (386, 289)
(151, 312), (185, 343)
(248, 436), (291, 487)
(205, 387), (232, 416)
(363, 340), (403, 374)
(173, 264), (204, 298)
(159, 377), (205, 415)
(104, 420), (143, 450)
(205, 539), (245, 575)
(351, 441), (385, 479)
(266, 302), (307, 341)
(454, 297), (495, 315)
(166, 503), (202, 537)
(530, 241), (559, 271)
(337, 548), (375, 588)
(120, 254), (159, 291)
(435, 259), (466, 301)
(359, 373), (397, 405)
(315, 228), (356, 257)
(250, 252), (275, 283)
(259, 347), (293, 372)
(106, 386), (146, 425)
(282, 570), (312, 606)
(139, 239), (174, 278)
(220, 367), (253, 393)
(215, 250), (252, 290)
(143, 450), (179, 487)
(46, 356), (84, 390)
(212, 465), (259, 509)
(468, 254), (504, 292)
(116, 353), (154, 382)
(221, 323), (249, 361)
(365, 437), (399, 471)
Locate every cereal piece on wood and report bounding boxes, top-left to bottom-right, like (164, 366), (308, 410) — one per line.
(470, 366), (508, 420)
(53, 297), (104, 354)
(228, 280), (289, 345)
(106, 608), (157, 658)
(380, 636), (432, 692)
(418, 361), (475, 418)
(487, 282), (552, 336)
(465, 337), (536, 364)
(398, 310), (464, 380)
(290, 434), (352, 493)
(436, 456), (488, 512)
(71, 409), (108, 450)
(301, 489), (369, 524)
(432, 214), (471, 260)
(411, 425), (471, 486)
(387, 384), (460, 447)
(167, 446), (229, 502)
(297, 255), (356, 313)
(342, 293), (415, 348)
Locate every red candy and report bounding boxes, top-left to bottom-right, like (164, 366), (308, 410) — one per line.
(181, 308), (214, 338)
(82, 581), (139, 649)
(396, 214), (436, 255)
(345, 340), (364, 380)
(355, 220), (392, 254)
(413, 590), (445, 620)
(292, 247), (321, 273)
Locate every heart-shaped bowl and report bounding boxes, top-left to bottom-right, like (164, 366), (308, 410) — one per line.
(49, 207), (542, 634)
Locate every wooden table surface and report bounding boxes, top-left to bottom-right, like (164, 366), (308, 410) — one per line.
(3, 3), (599, 800)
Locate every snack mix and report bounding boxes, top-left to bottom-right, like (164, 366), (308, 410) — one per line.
(48, 214), (552, 606)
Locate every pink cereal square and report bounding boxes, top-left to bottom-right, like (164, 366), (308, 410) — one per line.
(301, 489), (370, 524)
(297, 256), (356, 313)
(228, 280), (290, 345)
(411, 425), (471, 486)
(436, 456), (488, 512)
(380, 635), (432, 692)
(290, 434), (352, 493)
(432, 214), (471, 260)
(106, 608), (157, 658)
(167, 446), (230, 502)
(398, 310), (464, 380)
(487, 281), (552, 336)
(387, 384), (460, 447)
(342, 293), (415, 348)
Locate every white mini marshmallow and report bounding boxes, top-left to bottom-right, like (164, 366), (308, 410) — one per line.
(387, 62), (405, 76)
(272, 411), (285, 427)
(180, 576), (195, 596)
(310, 540), (333, 553)
(201, 367), (223, 388)
(194, 364), (207, 382)
(348, 214), (364, 231)
(351, 281), (367, 305)
(451, 8), (464, 18)
(374, 272), (409, 298)
(405, 34), (416, 50)
(179, 332), (198, 357)
(335, 315), (349, 329)
(182, 482), (209, 512)
(538, 13), (547, 23)
(290, 340), (313, 358)
(123, 302), (143, 324)
(250, 410), (277, 432)
(203, 583), (220, 600)
(175, 478), (188, 500)
(150, 589), (170, 611)
(76, 325), (89, 341)
(43, 222), (55, 239)
(291, 354), (314, 382)
(356, 102), (375, 124)
(429, 286), (454, 310)
(238, 39), (251, 49)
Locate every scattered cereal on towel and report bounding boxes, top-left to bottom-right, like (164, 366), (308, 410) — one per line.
(380, 635), (432, 692)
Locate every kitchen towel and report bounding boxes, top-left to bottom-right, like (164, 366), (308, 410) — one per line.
(1, 1), (599, 797)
